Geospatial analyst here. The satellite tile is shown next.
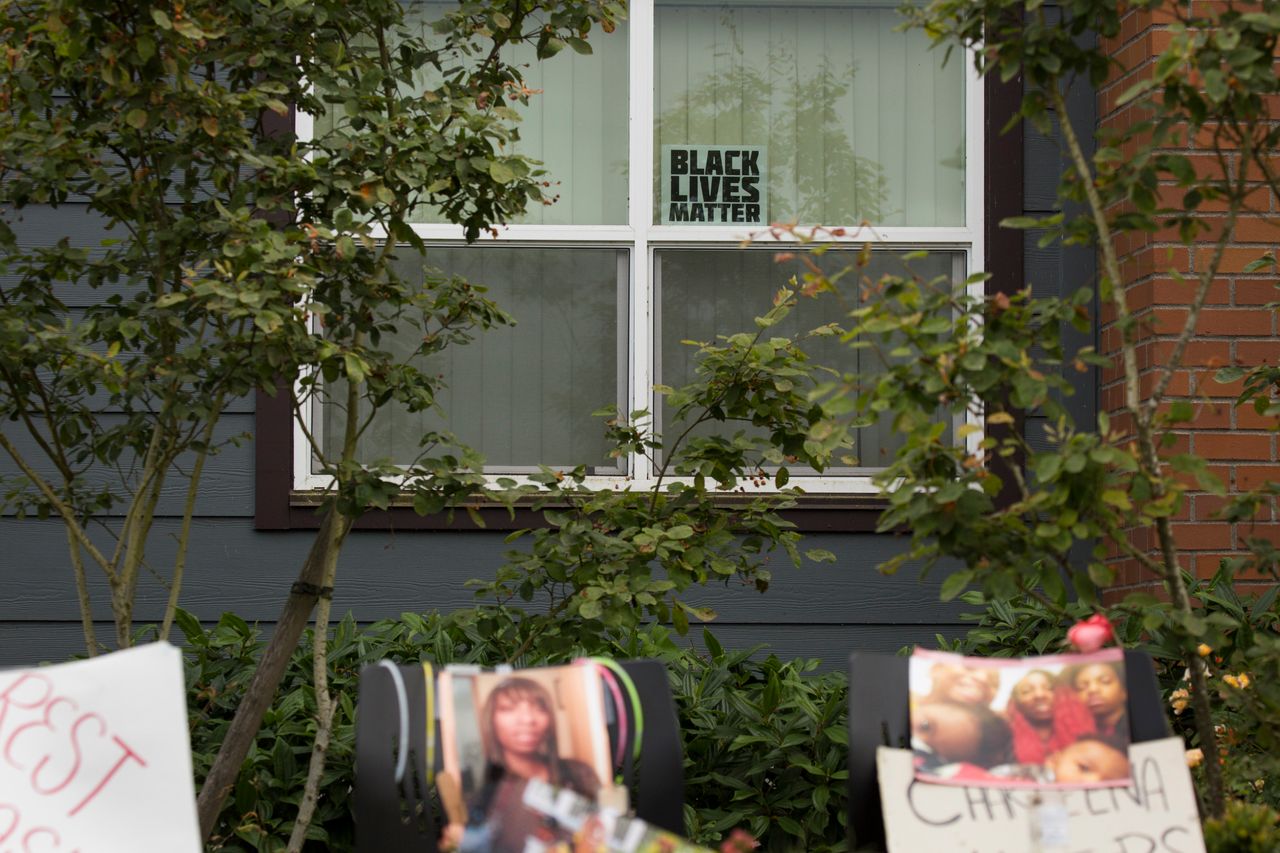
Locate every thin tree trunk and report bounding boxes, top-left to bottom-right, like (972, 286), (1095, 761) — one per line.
(67, 536), (98, 656)
(285, 555), (340, 853)
(195, 507), (352, 839)
(1051, 85), (1227, 818)
(160, 398), (224, 642)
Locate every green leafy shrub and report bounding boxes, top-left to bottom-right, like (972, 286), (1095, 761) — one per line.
(1202, 800), (1280, 853)
(937, 566), (1280, 816)
(1150, 572), (1280, 814)
(180, 611), (848, 852)
(633, 628), (848, 852)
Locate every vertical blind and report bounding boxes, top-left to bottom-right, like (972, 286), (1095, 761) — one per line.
(310, 4), (630, 226)
(657, 248), (957, 470)
(319, 246), (625, 471)
(654, 1), (965, 226)
(311, 1), (969, 474)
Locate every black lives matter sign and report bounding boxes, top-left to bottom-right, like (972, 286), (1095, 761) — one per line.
(662, 145), (767, 225)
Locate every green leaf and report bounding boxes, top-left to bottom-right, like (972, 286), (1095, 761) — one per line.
(150, 8), (172, 29)
(1204, 69), (1228, 102)
(1167, 400), (1193, 423)
(939, 570), (972, 602)
(343, 353), (366, 385)
(1101, 490), (1132, 511)
(672, 604), (689, 635)
(1243, 254), (1276, 273)
(1115, 78), (1154, 106)
(1088, 562), (1115, 587)
(703, 628), (723, 660)
(566, 37), (593, 55)
(125, 109), (149, 129)
(488, 161), (515, 184)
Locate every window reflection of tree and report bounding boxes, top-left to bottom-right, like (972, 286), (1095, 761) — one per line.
(653, 11), (890, 226)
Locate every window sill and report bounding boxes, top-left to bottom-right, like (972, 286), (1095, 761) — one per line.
(276, 490), (890, 533)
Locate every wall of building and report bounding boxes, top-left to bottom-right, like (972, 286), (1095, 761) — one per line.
(1, 54), (1094, 674)
(1098, 6), (1280, 593)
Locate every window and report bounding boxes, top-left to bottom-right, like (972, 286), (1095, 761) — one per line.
(293, 0), (984, 494)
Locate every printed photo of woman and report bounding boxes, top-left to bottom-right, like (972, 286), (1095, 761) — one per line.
(438, 665), (616, 852)
(1067, 659), (1129, 736)
(480, 676), (602, 799)
(1005, 669), (1096, 765)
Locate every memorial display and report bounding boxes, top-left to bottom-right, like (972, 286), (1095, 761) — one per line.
(355, 657), (699, 852)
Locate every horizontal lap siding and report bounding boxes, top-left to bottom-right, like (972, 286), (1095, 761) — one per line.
(0, 413), (256, 518)
(1, 516), (966, 671)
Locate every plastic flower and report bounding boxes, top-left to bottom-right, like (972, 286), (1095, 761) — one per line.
(1222, 673), (1251, 689)
(1197, 643), (1212, 657)
(1067, 613), (1116, 653)
(1185, 748), (1204, 768)
(1169, 687), (1189, 714)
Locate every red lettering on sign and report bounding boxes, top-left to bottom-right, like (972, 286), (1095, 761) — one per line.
(23, 825), (60, 852)
(67, 735), (147, 817)
(33, 711), (99, 796)
(5, 696), (77, 772)
(0, 802), (19, 842)
(0, 675), (53, 737)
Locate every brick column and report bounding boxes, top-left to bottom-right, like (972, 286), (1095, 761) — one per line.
(1097, 3), (1280, 593)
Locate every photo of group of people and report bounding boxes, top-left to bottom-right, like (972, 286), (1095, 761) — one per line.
(433, 663), (715, 853)
(909, 648), (1133, 788)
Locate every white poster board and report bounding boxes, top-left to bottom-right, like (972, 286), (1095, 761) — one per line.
(877, 737), (1205, 853)
(0, 643), (202, 852)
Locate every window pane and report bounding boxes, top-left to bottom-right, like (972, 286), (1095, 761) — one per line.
(656, 247), (957, 470)
(654, 1), (965, 226)
(319, 246), (626, 472)
(311, 4), (630, 226)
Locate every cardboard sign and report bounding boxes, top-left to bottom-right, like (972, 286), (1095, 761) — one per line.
(0, 643), (201, 852)
(661, 145), (767, 225)
(877, 737), (1205, 853)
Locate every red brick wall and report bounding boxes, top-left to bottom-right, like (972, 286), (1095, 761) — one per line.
(1098, 3), (1280, 593)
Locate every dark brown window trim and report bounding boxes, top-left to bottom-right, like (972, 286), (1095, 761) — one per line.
(254, 74), (1025, 533)
(984, 70), (1027, 507)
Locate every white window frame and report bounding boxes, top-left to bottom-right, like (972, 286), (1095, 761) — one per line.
(293, 0), (986, 495)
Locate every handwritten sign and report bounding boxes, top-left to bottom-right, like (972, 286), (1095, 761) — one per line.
(0, 643), (201, 852)
(877, 738), (1205, 853)
(661, 145), (767, 225)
